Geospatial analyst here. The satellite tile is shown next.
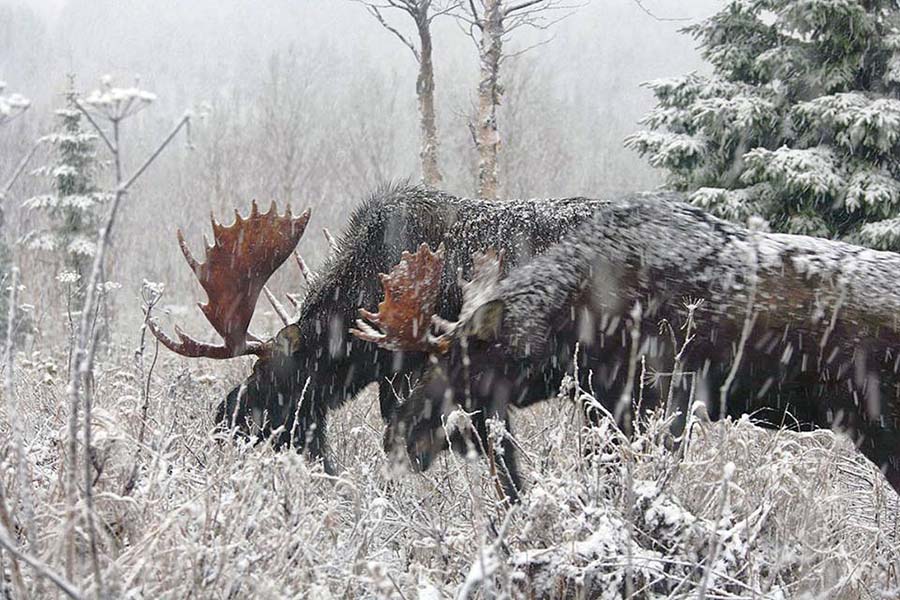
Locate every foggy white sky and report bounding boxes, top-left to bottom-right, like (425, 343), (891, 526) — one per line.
(1, 0), (723, 331)
(3, 0), (719, 111)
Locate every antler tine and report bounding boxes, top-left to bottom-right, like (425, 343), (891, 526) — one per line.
(294, 250), (314, 284)
(176, 228), (201, 276)
(350, 243), (446, 353)
(146, 318), (239, 359)
(323, 228), (338, 254)
(264, 285), (292, 325)
(286, 293), (302, 309)
(150, 201), (311, 360)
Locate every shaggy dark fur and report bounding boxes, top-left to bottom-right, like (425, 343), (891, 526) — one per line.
(215, 183), (609, 471)
(387, 194), (900, 501)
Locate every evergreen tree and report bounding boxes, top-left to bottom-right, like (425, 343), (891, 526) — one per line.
(626, 0), (900, 248)
(0, 80), (31, 340)
(24, 79), (107, 294)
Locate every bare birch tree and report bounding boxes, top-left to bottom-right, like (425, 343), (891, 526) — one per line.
(355, 0), (453, 186)
(458, 0), (571, 199)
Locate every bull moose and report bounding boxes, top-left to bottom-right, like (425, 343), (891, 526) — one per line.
(148, 184), (611, 472)
(364, 194), (900, 501)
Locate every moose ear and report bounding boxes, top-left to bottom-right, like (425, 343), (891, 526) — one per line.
(273, 324), (303, 355)
(464, 299), (504, 341)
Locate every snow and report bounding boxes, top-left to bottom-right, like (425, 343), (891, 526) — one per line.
(689, 184), (774, 223)
(742, 146), (843, 197)
(67, 236), (98, 257)
(795, 93), (900, 153)
(624, 131), (705, 169)
(691, 94), (777, 136)
(844, 168), (900, 211)
(83, 77), (157, 120)
(629, 0), (900, 250)
(0, 89), (30, 120)
(859, 217), (900, 249)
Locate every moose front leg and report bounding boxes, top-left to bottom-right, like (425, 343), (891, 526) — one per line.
(469, 409), (523, 504)
(305, 414), (335, 475)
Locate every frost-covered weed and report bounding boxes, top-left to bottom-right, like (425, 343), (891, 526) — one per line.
(0, 344), (898, 598)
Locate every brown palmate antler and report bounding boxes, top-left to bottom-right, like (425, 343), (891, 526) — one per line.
(350, 243), (446, 352)
(149, 200), (310, 358)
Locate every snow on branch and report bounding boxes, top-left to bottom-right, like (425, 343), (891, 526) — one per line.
(0, 80), (31, 126)
(793, 93), (900, 155)
(82, 75), (156, 122)
(844, 167), (900, 212)
(689, 184), (774, 224)
(741, 146), (844, 198)
(624, 131), (705, 170)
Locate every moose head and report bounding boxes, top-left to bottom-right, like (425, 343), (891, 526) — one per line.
(351, 243), (512, 478)
(147, 201), (314, 451)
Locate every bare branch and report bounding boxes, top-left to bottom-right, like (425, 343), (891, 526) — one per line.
(1, 139), (44, 200)
(502, 32), (557, 60)
(359, 3), (421, 62)
(1, 267), (29, 600)
(504, 0), (545, 16)
(631, 0), (691, 22)
(428, 0), (459, 22)
(73, 99), (116, 155)
(120, 115), (191, 192)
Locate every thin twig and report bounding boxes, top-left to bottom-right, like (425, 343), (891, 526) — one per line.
(2, 139), (45, 199)
(73, 100), (116, 155)
(119, 115), (192, 193)
(69, 105), (191, 596)
(631, 0), (691, 22)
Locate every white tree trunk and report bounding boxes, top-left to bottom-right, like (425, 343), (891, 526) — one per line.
(475, 0), (503, 200)
(417, 17), (442, 186)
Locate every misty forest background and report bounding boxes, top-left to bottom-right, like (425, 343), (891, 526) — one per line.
(1, 0), (718, 343)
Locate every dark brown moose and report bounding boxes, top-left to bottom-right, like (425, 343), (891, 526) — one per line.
(366, 196), (900, 502)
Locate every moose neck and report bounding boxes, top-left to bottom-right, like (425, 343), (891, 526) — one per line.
(292, 185), (453, 411)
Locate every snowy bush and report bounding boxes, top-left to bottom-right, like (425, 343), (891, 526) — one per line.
(626, 0), (900, 248)
(0, 340), (896, 598)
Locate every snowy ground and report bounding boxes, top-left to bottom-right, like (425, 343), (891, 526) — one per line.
(2, 341), (899, 599)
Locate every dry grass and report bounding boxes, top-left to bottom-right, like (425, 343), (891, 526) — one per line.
(0, 340), (898, 599)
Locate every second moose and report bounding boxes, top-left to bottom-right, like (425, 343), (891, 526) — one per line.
(364, 195), (900, 501)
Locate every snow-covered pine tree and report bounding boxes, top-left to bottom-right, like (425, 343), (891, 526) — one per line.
(24, 79), (108, 297)
(625, 0), (900, 248)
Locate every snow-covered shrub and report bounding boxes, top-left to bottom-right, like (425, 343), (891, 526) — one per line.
(626, 0), (900, 249)
(1, 340), (898, 598)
